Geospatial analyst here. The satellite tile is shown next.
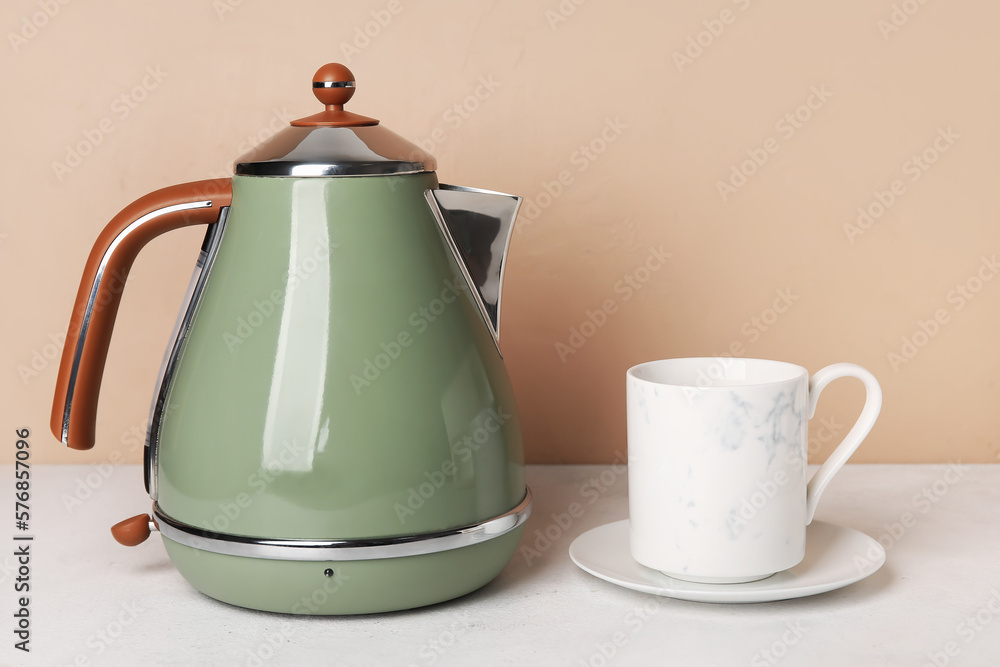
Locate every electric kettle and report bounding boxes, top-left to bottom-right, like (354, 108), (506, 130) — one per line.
(50, 64), (531, 615)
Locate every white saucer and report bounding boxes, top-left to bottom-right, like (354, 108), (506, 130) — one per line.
(569, 519), (885, 604)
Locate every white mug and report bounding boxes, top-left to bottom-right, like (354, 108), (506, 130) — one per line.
(626, 357), (882, 584)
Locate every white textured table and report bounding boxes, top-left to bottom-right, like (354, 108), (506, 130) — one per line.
(1, 464), (997, 666)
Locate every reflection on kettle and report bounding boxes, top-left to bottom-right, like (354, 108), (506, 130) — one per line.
(50, 64), (531, 615)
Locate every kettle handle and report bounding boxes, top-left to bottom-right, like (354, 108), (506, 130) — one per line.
(50, 179), (233, 450)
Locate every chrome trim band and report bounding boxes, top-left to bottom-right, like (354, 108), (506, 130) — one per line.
(153, 487), (532, 561)
(61, 200), (215, 445)
(236, 162), (427, 177)
(145, 209), (230, 498)
(313, 81), (355, 88)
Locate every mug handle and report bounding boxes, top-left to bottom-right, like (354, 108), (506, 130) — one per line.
(804, 363), (883, 524)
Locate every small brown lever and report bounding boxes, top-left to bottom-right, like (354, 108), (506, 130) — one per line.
(111, 514), (152, 546)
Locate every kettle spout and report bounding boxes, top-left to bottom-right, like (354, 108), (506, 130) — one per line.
(424, 185), (521, 351)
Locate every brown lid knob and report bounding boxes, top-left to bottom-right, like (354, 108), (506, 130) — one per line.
(291, 63), (379, 128)
(111, 513), (152, 546)
(312, 63), (357, 107)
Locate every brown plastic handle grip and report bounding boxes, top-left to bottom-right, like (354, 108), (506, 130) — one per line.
(50, 179), (233, 450)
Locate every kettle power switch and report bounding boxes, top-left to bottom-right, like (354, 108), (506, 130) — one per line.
(111, 514), (154, 547)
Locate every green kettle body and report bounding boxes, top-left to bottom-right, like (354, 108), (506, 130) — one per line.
(152, 174), (528, 614)
(158, 173), (525, 540)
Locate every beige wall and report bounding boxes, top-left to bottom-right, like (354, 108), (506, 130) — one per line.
(3, 0), (998, 465)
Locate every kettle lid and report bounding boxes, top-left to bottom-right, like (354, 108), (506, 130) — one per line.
(234, 64), (436, 177)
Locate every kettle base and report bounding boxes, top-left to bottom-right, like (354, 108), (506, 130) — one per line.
(161, 526), (525, 615)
